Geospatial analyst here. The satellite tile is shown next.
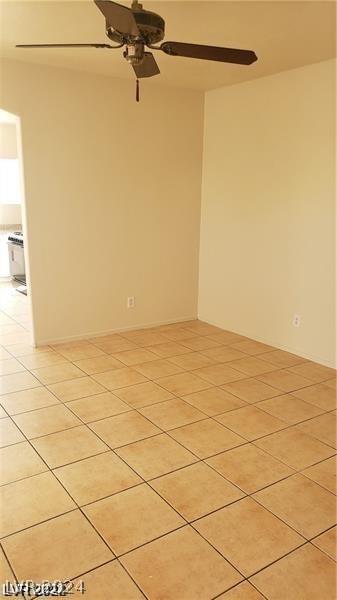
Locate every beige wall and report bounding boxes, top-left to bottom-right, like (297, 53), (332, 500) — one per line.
(1, 59), (204, 344)
(199, 60), (336, 367)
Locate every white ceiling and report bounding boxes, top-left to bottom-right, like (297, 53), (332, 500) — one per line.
(0, 1), (336, 91)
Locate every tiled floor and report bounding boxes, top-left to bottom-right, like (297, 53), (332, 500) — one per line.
(0, 283), (336, 599)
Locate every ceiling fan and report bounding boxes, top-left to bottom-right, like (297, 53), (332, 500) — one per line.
(16, 0), (258, 101)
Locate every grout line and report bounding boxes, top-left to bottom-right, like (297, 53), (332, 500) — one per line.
(0, 301), (336, 592)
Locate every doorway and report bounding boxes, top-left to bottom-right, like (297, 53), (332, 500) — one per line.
(0, 108), (34, 347)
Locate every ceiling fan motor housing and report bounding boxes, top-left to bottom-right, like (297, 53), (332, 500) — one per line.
(106, 7), (165, 45)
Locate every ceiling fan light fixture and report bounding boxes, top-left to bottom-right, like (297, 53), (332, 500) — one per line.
(123, 42), (145, 65)
(15, 0), (258, 99)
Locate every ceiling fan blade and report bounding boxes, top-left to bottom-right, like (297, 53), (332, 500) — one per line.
(132, 52), (160, 78)
(16, 43), (116, 48)
(95, 0), (139, 36)
(160, 41), (257, 65)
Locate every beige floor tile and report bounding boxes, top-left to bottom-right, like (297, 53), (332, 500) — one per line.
(325, 378), (337, 390)
(258, 394), (324, 424)
(258, 349), (307, 368)
(207, 444), (294, 494)
(257, 369), (312, 392)
(161, 328), (199, 342)
(140, 399), (205, 430)
(47, 377), (106, 402)
(0, 324), (27, 337)
(216, 581), (264, 600)
(92, 368), (148, 390)
(184, 323), (223, 336)
(148, 342), (191, 358)
(116, 433), (198, 479)
(31, 425), (109, 468)
(122, 332), (168, 347)
(0, 546), (14, 588)
(112, 348), (159, 366)
(301, 456), (336, 494)
(158, 321), (198, 331)
(254, 427), (335, 470)
(312, 527), (336, 561)
(13, 404), (81, 439)
(0, 333), (30, 346)
(216, 405), (286, 441)
(85, 483), (184, 555)
(73, 355), (124, 374)
(155, 372), (211, 395)
(18, 351), (68, 370)
(202, 346), (247, 363)
(0, 387), (60, 415)
(291, 382), (337, 411)
(0, 348), (11, 360)
(296, 413), (337, 448)
(134, 359), (184, 379)
(50, 340), (92, 351)
(55, 344), (106, 361)
(181, 337), (222, 351)
(150, 462), (244, 521)
(66, 392), (130, 422)
(217, 581), (264, 599)
(0, 406), (7, 418)
(231, 341), (275, 356)
(168, 352), (215, 371)
(90, 411), (160, 448)
(2, 510), (113, 582)
(170, 419), (246, 459)
(207, 332), (247, 345)
(0, 441), (47, 485)
(90, 336), (138, 354)
(121, 526), (242, 599)
(194, 497), (303, 577)
(250, 544), (336, 600)
(0, 371), (40, 395)
(289, 362), (336, 383)
(182, 388), (247, 416)
(222, 378), (281, 403)
(227, 357), (277, 376)
(0, 471), (75, 537)
(0, 418), (24, 447)
(54, 451), (141, 505)
(74, 561), (144, 600)
(113, 381), (174, 408)
(194, 364), (245, 386)
(31, 363), (85, 385)
(0, 359), (26, 376)
(253, 474), (336, 538)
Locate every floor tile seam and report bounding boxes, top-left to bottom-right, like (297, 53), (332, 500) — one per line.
(1, 321), (335, 578)
(217, 404), (337, 447)
(211, 578), (270, 600)
(50, 388), (200, 532)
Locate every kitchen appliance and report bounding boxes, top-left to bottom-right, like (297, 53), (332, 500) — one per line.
(7, 231), (26, 284)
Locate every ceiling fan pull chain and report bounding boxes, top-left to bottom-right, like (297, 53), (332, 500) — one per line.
(136, 79), (140, 102)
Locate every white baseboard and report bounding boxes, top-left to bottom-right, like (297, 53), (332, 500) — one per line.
(198, 315), (337, 369)
(35, 315), (198, 347)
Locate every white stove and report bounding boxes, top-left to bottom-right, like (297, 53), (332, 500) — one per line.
(7, 231), (26, 284)
(7, 231), (24, 247)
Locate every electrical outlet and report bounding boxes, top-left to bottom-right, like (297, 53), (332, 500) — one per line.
(292, 314), (301, 328)
(127, 296), (135, 309)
